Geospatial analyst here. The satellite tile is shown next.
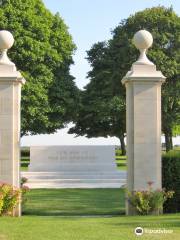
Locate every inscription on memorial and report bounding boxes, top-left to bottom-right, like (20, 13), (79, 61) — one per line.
(29, 146), (116, 172)
(48, 150), (97, 161)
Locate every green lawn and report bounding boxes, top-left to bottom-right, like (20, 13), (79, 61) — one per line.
(115, 151), (127, 170)
(0, 189), (180, 240)
(14, 148), (180, 239)
(23, 189), (125, 216)
(116, 159), (127, 171)
(20, 156), (30, 171)
(0, 214), (180, 240)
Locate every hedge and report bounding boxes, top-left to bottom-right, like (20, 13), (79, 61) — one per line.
(21, 148), (30, 157)
(162, 150), (180, 213)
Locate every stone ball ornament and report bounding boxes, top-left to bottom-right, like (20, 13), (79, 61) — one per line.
(0, 30), (15, 65)
(0, 30), (14, 50)
(133, 30), (153, 50)
(133, 30), (154, 65)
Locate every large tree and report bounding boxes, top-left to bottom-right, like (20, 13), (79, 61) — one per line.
(70, 6), (180, 153)
(69, 42), (126, 154)
(109, 6), (180, 152)
(0, 0), (79, 135)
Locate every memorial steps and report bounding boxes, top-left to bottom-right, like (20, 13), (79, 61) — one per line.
(21, 171), (126, 188)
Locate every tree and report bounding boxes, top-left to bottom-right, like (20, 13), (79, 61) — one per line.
(0, 0), (79, 135)
(69, 42), (127, 155)
(70, 6), (180, 152)
(110, 6), (180, 152)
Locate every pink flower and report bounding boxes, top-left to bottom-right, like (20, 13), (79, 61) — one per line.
(22, 185), (29, 190)
(147, 181), (154, 187)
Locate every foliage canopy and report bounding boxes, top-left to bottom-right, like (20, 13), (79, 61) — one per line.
(0, 0), (79, 135)
(70, 6), (180, 152)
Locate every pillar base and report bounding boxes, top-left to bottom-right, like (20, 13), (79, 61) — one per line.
(13, 202), (21, 217)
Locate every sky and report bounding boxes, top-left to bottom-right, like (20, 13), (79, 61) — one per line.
(21, 0), (180, 146)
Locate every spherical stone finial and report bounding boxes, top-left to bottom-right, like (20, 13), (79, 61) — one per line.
(133, 30), (153, 50)
(133, 30), (154, 65)
(0, 30), (14, 50)
(0, 30), (15, 66)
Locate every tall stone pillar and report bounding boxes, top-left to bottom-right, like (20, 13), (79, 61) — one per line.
(122, 30), (166, 215)
(0, 30), (25, 216)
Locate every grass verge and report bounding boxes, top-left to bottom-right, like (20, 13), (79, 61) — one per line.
(0, 189), (180, 239)
(0, 214), (180, 240)
(23, 188), (125, 216)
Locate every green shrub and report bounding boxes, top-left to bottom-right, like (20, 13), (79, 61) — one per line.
(162, 150), (180, 213)
(127, 182), (174, 215)
(21, 148), (30, 157)
(21, 177), (28, 186)
(21, 186), (29, 209)
(21, 178), (29, 209)
(0, 183), (21, 216)
(115, 149), (122, 156)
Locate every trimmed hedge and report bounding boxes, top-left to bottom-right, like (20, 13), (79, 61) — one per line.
(162, 150), (180, 213)
(21, 148), (30, 157)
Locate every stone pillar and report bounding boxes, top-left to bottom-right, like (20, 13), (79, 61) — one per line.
(121, 30), (166, 215)
(0, 30), (25, 216)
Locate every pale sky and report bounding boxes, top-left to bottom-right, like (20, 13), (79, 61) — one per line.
(21, 0), (180, 146)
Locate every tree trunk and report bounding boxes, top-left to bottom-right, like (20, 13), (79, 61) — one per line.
(119, 134), (126, 156)
(164, 130), (173, 152)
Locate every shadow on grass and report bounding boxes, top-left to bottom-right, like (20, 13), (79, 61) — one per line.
(23, 210), (125, 216)
(23, 188), (125, 217)
(104, 214), (180, 228)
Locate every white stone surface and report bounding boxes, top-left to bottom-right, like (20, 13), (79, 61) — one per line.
(122, 30), (166, 215)
(133, 30), (154, 65)
(133, 30), (153, 50)
(0, 31), (25, 216)
(0, 30), (15, 66)
(0, 30), (14, 50)
(22, 146), (126, 188)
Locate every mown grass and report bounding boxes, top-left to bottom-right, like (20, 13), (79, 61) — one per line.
(1, 188), (180, 239)
(116, 158), (127, 171)
(0, 213), (180, 240)
(162, 149), (180, 157)
(23, 188), (125, 216)
(11, 148), (180, 240)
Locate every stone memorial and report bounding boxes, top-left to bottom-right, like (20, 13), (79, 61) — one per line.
(22, 145), (126, 188)
(0, 30), (25, 216)
(122, 30), (166, 215)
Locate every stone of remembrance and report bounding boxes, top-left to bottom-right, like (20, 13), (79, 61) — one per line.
(22, 145), (126, 188)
